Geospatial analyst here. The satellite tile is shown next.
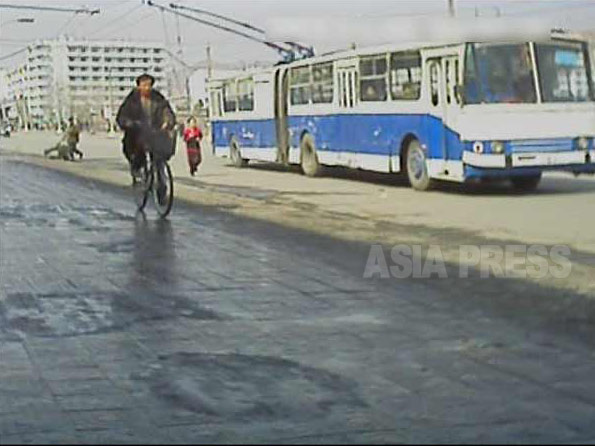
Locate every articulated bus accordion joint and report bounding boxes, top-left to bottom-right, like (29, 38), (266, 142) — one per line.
(505, 155), (513, 169)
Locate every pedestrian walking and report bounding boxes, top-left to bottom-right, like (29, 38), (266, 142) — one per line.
(183, 117), (203, 176)
(65, 117), (83, 160)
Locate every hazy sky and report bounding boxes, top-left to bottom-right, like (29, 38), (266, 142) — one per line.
(1, 0), (594, 97)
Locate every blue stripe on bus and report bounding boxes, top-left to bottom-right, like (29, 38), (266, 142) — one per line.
(213, 113), (466, 161)
(211, 115), (580, 165)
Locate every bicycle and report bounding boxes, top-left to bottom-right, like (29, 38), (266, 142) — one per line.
(133, 130), (175, 218)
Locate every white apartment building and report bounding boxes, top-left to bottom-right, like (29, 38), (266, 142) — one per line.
(4, 37), (170, 128)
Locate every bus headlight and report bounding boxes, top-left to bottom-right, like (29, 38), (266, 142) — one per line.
(491, 141), (505, 154)
(473, 141), (484, 154)
(577, 137), (589, 151)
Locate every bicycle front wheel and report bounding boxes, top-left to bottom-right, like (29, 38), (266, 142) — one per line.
(153, 161), (174, 218)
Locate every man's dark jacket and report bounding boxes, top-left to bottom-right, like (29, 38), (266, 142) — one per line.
(116, 89), (176, 161)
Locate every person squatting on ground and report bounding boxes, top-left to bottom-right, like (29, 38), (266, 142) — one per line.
(183, 117), (203, 176)
(115, 73), (176, 183)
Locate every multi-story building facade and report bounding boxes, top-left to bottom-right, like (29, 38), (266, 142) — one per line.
(3, 37), (170, 129)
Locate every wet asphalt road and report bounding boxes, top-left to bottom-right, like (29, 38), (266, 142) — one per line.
(1, 154), (595, 444)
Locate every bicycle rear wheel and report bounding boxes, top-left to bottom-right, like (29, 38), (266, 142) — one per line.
(153, 161), (174, 218)
(134, 165), (152, 211)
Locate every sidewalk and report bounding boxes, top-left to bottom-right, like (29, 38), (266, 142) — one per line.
(3, 130), (595, 300)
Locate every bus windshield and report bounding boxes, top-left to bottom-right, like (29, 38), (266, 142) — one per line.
(535, 42), (592, 103)
(464, 43), (537, 104)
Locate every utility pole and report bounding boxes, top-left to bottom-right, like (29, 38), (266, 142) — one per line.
(448, 0), (455, 17)
(206, 43), (212, 80)
(174, 14), (191, 115)
(107, 67), (114, 133)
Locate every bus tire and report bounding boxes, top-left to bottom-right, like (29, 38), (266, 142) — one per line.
(405, 139), (434, 191)
(300, 133), (321, 177)
(230, 137), (247, 168)
(511, 174), (541, 192)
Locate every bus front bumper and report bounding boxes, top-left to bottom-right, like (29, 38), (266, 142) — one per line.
(463, 150), (595, 169)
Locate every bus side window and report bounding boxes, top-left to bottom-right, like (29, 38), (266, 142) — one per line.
(223, 81), (237, 112)
(311, 63), (333, 104)
(237, 78), (254, 111)
(290, 66), (311, 105)
(390, 50), (422, 100)
(429, 61), (440, 106)
(463, 44), (481, 104)
(359, 54), (388, 102)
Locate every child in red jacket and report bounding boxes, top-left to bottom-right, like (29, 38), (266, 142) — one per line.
(183, 117), (203, 176)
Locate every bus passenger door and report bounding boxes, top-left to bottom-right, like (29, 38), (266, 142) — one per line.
(442, 55), (462, 163)
(337, 64), (357, 163)
(274, 67), (289, 164)
(338, 67), (357, 109)
(427, 54), (462, 176)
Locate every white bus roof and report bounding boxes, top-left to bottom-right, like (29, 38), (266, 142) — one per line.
(207, 28), (588, 86)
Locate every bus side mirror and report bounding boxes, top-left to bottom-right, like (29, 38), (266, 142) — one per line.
(454, 84), (465, 105)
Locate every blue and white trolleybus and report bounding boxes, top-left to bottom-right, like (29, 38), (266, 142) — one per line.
(208, 34), (595, 191)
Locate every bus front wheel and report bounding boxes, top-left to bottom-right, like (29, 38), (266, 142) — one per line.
(405, 139), (434, 191)
(230, 137), (247, 168)
(511, 174), (541, 192)
(300, 134), (321, 177)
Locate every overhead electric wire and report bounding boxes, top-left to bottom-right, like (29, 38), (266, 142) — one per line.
(0, 45), (28, 61)
(0, 3), (99, 14)
(88, 3), (143, 38)
(54, 13), (78, 38)
(145, 0), (290, 56)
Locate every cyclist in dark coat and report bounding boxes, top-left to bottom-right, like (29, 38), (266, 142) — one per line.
(116, 73), (176, 181)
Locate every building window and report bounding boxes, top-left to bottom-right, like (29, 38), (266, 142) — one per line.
(311, 62), (334, 104)
(290, 65), (311, 105)
(359, 54), (388, 101)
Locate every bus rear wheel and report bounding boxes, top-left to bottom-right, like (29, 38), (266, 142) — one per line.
(511, 174), (541, 192)
(300, 134), (321, 177)
(405, 139), (434, 191)
(230, 137), (247, 168)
